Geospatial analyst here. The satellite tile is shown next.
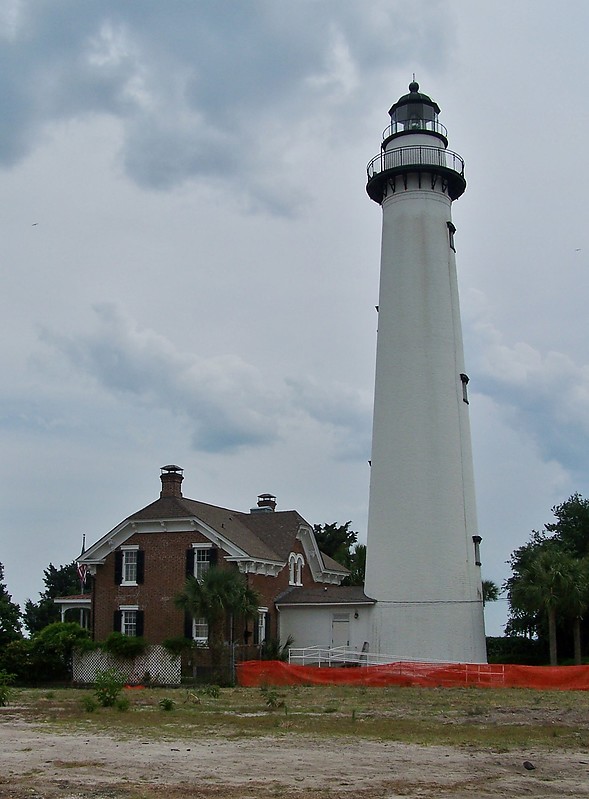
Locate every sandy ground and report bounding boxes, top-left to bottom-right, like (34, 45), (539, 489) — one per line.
(1, 716), (589, 799)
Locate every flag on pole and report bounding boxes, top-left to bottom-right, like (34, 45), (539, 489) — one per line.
(77, 534), (88, 589)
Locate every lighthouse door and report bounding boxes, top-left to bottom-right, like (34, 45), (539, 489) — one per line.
(331, 613), (350, 648)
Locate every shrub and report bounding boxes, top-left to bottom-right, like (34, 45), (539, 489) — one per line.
(0, 670), (15, 707)
(115, 696), (130, 712)
(103, 632), (147, 659)
(162, 636), (194, 656)
(31, 622), (91, 682)
(159, 697), (175, 711)
(94, 668), (125, 707)
(0, 639), (36, 683)
(199, 683), (220, 699)
(486, 636), (548, 665)
(260, 635), (294, 662)
(81, 695), (98, 713)
(260, 684), (284, 709)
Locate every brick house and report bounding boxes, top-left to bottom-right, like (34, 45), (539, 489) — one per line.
(70, 465), (373, 658)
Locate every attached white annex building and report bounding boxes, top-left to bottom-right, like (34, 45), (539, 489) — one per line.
(363, 83), (487, 663)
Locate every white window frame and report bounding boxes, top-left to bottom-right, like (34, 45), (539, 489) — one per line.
(120, 605), (139, 637)
(257, 607), (268, 644)
(192, 544), (212, 582)
(193, 617), (208, 643)
(121, 545), (139, 586)
(288, 553), (304, 586)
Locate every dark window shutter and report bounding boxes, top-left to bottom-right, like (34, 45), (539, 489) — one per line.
(209, 547), (218, 566)
(136, 611), (144, 637)
(184, 611), (193, 639)
(113, 610), (122, 632)
(114, 551), (123, 584)
(265, 613), (271, 642)
(253, 617), (259, 646)
(136, 551), (145, 584)
(185, 548), (195, 578)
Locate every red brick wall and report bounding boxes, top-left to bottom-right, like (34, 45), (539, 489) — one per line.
(92, 530), (316, 645)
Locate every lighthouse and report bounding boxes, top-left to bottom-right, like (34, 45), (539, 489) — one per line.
(363, 82), (487, 663)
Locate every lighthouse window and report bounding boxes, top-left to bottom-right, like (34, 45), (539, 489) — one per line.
(460, 373), (470, 404)
(447, 221), (456, 251)
(472, 535), (482, 566)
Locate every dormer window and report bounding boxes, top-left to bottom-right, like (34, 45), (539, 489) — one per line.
(288, 553), (304, 586)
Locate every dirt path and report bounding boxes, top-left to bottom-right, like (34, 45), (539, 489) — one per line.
(1, 718), (589, 799)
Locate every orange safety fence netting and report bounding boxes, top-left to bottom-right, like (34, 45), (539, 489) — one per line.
(236, 660), (589, 691)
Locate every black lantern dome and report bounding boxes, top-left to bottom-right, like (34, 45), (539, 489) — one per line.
(384, 81), (446, 144)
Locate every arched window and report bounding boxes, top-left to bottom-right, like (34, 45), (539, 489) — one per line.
(288, 553), (304, 586)
(288, 553), (296, 585)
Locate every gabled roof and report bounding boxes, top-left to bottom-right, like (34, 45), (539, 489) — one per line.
(79, 492), (348, 578)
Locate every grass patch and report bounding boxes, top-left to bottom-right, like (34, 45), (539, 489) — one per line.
(7, 684), (589, 751)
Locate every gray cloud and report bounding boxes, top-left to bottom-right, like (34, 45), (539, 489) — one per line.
(42, 303), (371, 455)
(0, 1), (450, 212)
(467, 311), (589, 475)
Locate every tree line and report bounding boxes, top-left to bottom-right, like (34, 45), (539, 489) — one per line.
(504, 493), (589, 665)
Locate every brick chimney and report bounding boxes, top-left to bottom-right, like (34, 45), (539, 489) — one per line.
(160, 464), (184, 498)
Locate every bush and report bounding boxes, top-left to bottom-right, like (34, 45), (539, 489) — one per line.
(0, 639), (36, 683)
(32, 622), (91, 682)
(159, 697), (175, 711)
(260, 635), (294, 661)
(81, 695), (98, 713)
(0, 670), (15, 707)
(115, 696), (130, 712)
(199, 683), (220, 699)
(103, 632), (147, 659)
(94, 668), (125, 707)
(162, 636), (194, 656)
(486, 635), (548, 665)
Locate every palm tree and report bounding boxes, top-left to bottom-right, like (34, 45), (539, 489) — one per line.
(559, 556), (589, 665)
(175, 567), (260, 680)
(482, 579), (500, 607)
(509, 549), (580, 666)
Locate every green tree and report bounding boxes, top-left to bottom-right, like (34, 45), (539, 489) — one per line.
(313, 522), (358, 566)
(509, 548), (584, 666)
(482, 579), (500, 606)
(175, 567), (260, 681)
(0, 563), (22, 645)
(506, 495), (589, 662)
(343, 543), (366, 586)
(545, 493), (589, 557)
(23, 561), (81, 636)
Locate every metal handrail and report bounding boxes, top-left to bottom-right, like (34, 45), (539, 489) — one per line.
(382, 119), (448, 141)
(367, 145), (464, 181)
(287, 645), (495, 668)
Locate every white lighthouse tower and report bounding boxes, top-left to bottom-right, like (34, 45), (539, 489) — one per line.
(364, 82), (487, 663)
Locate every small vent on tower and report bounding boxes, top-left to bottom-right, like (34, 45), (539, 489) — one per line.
(251, 493), (276, 514)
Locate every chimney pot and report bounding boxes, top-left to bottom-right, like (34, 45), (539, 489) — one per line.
(257, 493), (276, 510)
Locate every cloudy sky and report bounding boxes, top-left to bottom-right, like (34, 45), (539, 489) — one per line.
(2, 0), (588, 638)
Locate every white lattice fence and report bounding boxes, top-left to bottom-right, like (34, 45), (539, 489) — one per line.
(73, 645), (181, 686)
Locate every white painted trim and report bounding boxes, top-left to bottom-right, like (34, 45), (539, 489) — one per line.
(79, 515), (249, 566)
